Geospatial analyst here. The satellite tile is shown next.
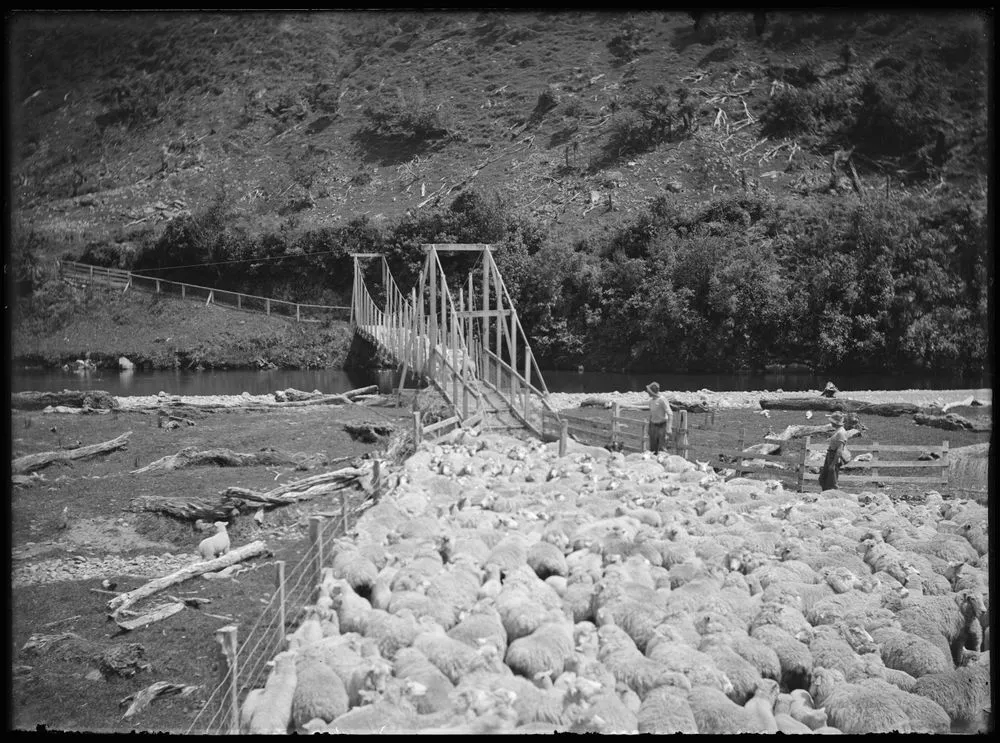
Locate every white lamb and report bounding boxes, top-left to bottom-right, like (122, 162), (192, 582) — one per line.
(197, 521), (230, 561)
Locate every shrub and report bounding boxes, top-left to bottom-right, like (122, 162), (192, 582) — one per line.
(360, 84), (451, 141)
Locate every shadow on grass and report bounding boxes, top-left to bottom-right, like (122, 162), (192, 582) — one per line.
(350, 130), (448, 167)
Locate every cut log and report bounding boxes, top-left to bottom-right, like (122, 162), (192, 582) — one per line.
(758, 396), (926, 417)
(114, 601), (185, 631)
(222, 465), (369, 503)
(12, 431), (132, 474)
(766, 424), (863, 444)
(107, 540), (270, 617)
(131, 446), (326, 474)
(12, 389), (119, 410)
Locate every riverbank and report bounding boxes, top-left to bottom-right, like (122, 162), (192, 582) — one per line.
(546, 387), (993, 411)
(105, 387), (993, 412)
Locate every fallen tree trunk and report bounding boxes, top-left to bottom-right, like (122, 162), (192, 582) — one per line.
(222, 465), (369, 503)
(344, 422), (396, 442)
(107, 540), (270, 617)
(11, 389), (119, 410)
(758, 396), (926, 417)
(131, 446), (326, 474)
(113, 601), (186, 632)
(42, 405), (112, 415)
(913, 412), (986, 431)
(130, 464), (369, 520)
(129, 495), (242, 522)
(13, 431), (132, 474)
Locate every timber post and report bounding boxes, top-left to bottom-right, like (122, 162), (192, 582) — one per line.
(274, 561), (286, 650)
(679, 410), (689, 460)
(798, 437), (810, 492)
(413, 411), (423, 445)
(559, 419), (569, 457)
(308, 516), (324, 599)
(215, 624), (240, 735)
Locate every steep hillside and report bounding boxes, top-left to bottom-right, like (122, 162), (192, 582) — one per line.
(7, 10), (992, 374)
(9, 10), (989, 247)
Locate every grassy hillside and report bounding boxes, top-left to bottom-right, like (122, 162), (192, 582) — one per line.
(7, 10), (992, 373)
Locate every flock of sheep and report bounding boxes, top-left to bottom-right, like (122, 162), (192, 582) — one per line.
(238, 427), (991, 734)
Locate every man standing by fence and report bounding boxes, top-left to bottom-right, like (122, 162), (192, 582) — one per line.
(646, 382), (673, 453)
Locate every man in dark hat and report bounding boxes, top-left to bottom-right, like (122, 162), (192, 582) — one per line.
(819, 411), (850, 490)
(646, 382), (673, 453)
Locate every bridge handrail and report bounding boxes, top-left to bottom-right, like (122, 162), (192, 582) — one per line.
(481, 347), (557, 413)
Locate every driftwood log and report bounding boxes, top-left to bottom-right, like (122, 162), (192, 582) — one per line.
(12, 431), (132, 474)
(113, 601), (186, 632)
(758, 396), (928, 417)
(130, 464), (369, 521)
(11, 389), (119, 411)
(131, 447), (327, 474)
(107, 540), (270, 618)
(913, 412), (988, 432)
(42, 405), (111, 415)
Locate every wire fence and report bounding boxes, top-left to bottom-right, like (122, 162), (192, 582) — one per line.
(184, 475), (380, 735)
(57, 259), (351, 324)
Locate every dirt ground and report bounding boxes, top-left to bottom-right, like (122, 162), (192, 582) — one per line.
(8, 394), (992, 734)
(9, 399), (415, 734)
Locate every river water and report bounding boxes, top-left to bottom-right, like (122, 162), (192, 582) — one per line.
(9, 366), (993, 397)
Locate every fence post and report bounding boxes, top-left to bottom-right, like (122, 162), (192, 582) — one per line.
(413, 411), (423, 445)
(266, 299), (270, 315)
(559, 419), (568, 457)
(798, 437), (810, 492)
(870, 440), (879, 485)
(735, 426), (746, 479)
(274, 561), (286, 650)
(308, 516), (325, 599)
(214, 624), (240, 735)
(678, 410), (689, 460)
(611, 402), (620, 449)
(237, 294), (242, 310)
(181, 284), (186, 299)
(941, 440), (949, 488)
(373, 459), (381, 501)
(206, 291), (213, 306)
(296, 304), (301, 322)
(155, 279), (161, 293)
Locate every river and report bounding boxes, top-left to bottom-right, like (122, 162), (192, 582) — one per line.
(9, 366), (993, 397)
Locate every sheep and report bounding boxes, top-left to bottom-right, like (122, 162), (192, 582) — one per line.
(686, 684), (778, 734)
(749, 624), (813, 691)
(359, 606), (421, 660)
(749, 599), (813, 640)
(197, 521), (230, 561)
(392, 647), (455, 714)
(297, 635), (392, 708)
(290, 657), (350, 728)
(413, 620), (502, 685)
(871, 625), (954, 678)
(635, 683), (699, 734)
(504, 611), (575, 681)
(595, 623), (691, 699)
(742, 677), (780, 733)
(243, 649), (297, 734)
(568, 687), (639, 734)
(526, 539), (568, 579)
(330, 546), (379, 596)
(912, 664), (991, 731)
(810, 667), (950, 734)
(644, 631), (735, 696)
(775, 688), (828, 730)
(698, 634), (767, 704)
(895, 589), (987, 664)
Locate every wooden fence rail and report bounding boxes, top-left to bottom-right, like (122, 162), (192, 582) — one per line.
(58, 259), (351, 323)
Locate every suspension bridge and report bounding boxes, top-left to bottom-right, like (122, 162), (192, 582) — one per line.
(351, 244), (560, 437)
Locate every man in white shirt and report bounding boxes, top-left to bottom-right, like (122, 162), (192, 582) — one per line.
(645, 381), (673, 453)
